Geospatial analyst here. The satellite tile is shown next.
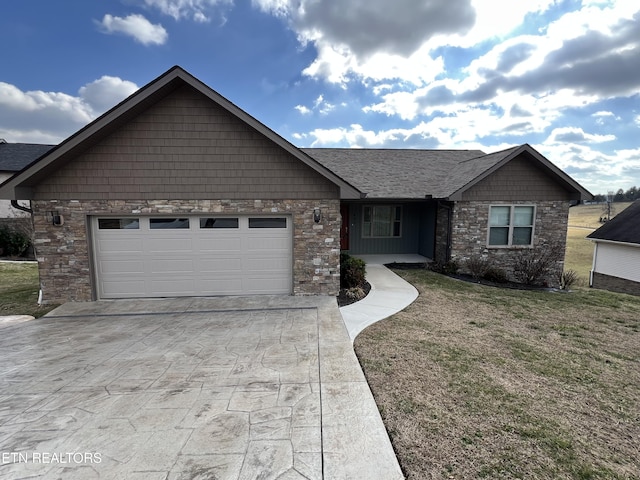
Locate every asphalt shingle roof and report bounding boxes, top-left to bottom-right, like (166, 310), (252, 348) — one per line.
(302, 147), (520, 199)
(587, 200), (640, 245)
(0, 142), (54, 172)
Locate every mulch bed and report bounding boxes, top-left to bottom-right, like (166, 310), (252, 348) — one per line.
(337, 282), (371, 307)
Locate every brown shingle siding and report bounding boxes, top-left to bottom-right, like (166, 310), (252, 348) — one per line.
(461, 157), (569, 201)
(33, 85), (338, 201)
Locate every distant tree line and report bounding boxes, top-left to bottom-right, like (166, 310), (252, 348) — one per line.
(592, 186), (639, 203)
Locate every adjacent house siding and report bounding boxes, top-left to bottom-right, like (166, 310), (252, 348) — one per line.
(591, 272), (640, 296)
(32, 85), (339, 201)
(460, 155), (569, 202)
(592, 242), (640, 283)
(450, 200), (570, 286)
(31, 198), (340, 303)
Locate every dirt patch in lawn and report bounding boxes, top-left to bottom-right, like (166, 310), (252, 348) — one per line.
(354, 269), (640, 480)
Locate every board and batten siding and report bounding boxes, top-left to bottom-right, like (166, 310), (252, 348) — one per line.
(592, 242), (640, 283)
(344, 202), (436, 257)
(460, 155), (570, 202)
(32, 85), (339, 201)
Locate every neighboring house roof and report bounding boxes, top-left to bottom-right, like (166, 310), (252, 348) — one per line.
(0, 66), (361, 201)
(305, 144), (592, 200)
(0, 141), (54, 172)
(587, 200), (640, 245)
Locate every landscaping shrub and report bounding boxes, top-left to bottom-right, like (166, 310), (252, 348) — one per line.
(0, 225), (31, 257)
(483, 266), (509, 283)
(340, 253), (366, 289)
(465, 255), (490, 280)
(513, 245), (563, 286)
(560, 269), (579, 290)
(430, 259), (459, 275)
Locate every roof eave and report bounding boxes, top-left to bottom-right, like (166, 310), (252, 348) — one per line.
(588, 237), (640, 248)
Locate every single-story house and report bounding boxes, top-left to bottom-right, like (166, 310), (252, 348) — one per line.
(0, 140), (53, 218)
(0, 66), (592, 304)
(587, 200), (640, 296)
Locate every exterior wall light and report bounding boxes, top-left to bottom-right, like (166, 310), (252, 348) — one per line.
(48, 211), (64, 226)
(313, 208), (322, 223)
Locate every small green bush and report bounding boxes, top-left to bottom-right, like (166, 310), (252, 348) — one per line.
(0, 225), (31, 257)
(340, 253), (366, 289)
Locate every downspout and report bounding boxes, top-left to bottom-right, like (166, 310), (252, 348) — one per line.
(10, 199), (41, 302)
(11, 199), (32, 214)
(590, 246), (596, 287)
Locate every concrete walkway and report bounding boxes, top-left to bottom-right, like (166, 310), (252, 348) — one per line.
(0, 296), (403, 480)
(340, 255), (421, 342)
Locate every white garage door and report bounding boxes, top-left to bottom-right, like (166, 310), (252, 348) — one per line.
(92, 215), (292, 299)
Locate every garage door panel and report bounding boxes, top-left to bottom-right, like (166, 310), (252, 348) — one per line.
(150, 278), (196, 295)
(198, 278), (244, 294)
(244, 277), (291, 294)
(147, 238), (193, 252)
(97, 238), (144, 254)
(199, 257), (243, 272)
(99, 260), (145, 274)
(150, 258), (195, 274)
(101, 280), (147, 297)
(93, 215), (292, 299)
(244, 257), (290, 272)
(245, 236), (289, 251)
(195, 237), (243, 253)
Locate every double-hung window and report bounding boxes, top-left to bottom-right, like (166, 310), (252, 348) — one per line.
(363, 205), (402, 238)
(488, 205), (535, 247)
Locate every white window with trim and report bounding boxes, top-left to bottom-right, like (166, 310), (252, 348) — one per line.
(363, 205), (402, 238)
(488, 205), (535, 247)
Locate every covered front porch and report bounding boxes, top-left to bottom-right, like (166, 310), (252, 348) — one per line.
(340, 200), (448, 263)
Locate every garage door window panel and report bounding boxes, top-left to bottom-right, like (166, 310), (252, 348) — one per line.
(248, 218), (287, 228)
(200, 218), (239, 229)
(150, 218), (190, 229)
(98, 218), (140, 230)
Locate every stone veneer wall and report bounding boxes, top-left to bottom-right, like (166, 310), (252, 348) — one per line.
(433, 202), (453, 265)
(449, 200), (570, 286)
(591, 272), (640, 297)
(31, 199), (340, 304)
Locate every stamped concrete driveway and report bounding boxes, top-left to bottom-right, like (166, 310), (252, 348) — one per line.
(0, 296), (402, 480)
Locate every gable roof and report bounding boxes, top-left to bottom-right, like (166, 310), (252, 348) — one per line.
(0, 141), (54, 172)
(0, 66), (361, 200)
(587, 200), (640, 245)
(305, 144), (592, 200)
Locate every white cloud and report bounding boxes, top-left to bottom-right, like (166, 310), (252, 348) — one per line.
(295, 94), (337, 116)
(98, 14), (168, 45)
(143, 0), (232, 22)
(79, 76), (139, 113)
(539, 142), (640, 194)
(546, 127), (616, 144)
(0, 77), (139, 144)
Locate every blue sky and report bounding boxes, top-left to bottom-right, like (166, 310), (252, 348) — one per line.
(1, 0), (639, 195)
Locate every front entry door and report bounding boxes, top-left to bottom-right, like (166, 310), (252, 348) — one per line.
(340, 205), (350, 250)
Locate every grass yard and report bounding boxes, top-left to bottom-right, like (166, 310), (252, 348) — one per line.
(355, 270), (640, 480)
(0, 262), (58, 318)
